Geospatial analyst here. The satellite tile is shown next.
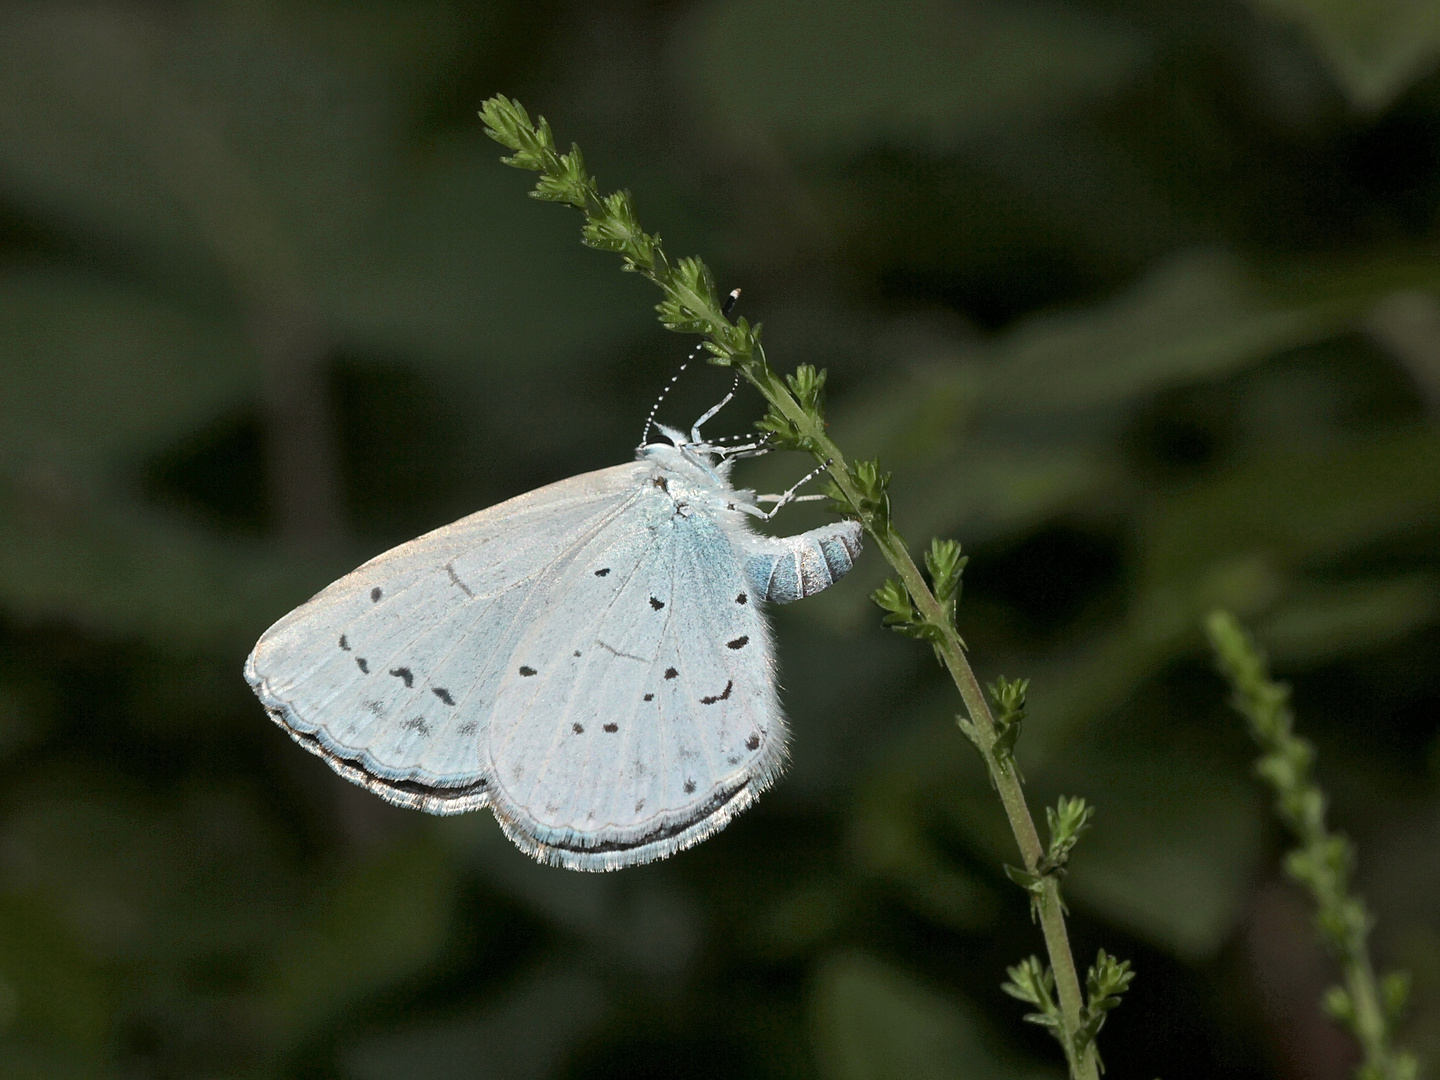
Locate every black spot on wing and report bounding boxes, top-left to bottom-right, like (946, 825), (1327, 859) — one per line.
(700, 680), (734, 705)
(603, 723), (619, 733)
(684, 779), (696, 794)
(594, 567), (611, 577)
(389, 667), (413, 687)
(338, 635), (350, 651)
(432, 687), (455, 706)
(402, 718), (430, 736)
(664, 667), (678, 680)
(745, 733), (761, 750)
(519, 666), (537, 677)
(736, 592), (747, 605)
(370, 587), (383, 602)
(727, 635), (749, 650)
(572, 723), (584, 734)
(445, 563), (474, 598)
(644, 693), (654, 701)
(573, 650), (581, 657)
(458, 721), (478, 736)
(650, 596), (665, 610)
(356, 657), (369, 674)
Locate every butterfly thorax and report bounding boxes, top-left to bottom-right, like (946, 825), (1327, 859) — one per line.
(635, 442), (753, 519)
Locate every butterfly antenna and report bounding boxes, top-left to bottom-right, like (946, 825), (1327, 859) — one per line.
(637, 288), (743, 448)
(639, 341), (703, 448)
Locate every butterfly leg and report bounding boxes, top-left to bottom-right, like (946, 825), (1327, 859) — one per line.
(752, 459), (832, 521)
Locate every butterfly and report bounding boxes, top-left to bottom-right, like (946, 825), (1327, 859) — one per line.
(246, 398), (861, 871)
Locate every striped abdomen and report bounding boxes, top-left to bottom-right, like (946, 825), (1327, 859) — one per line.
(743, 520), (863, 603)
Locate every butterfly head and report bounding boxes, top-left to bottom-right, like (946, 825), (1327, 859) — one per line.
(639, 424), (734, 486)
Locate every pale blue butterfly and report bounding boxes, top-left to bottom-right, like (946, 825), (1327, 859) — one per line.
(246, 363), (861, 871)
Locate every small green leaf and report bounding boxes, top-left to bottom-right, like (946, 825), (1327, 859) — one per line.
(987, 675), (1029, 772)
(533, 145), (591, 207)
(479, 96), (558, 171)
(925, 537), (967, 611)
(1000, 955), (1052, 1006)
(1074, 950), (1135, 1058)
(1002, 957), (1066, 1044)
(1004, 864), (1046, 898)
(871, 578), (915, 627)
(1381, 971), (1411, 1022)
(786, 364), (827, 420)
(1322, 984), (1354, 1023)
(1045, 795), (1095, 870)
(839, 458), (894, 533)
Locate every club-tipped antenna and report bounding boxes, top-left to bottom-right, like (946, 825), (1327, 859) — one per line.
(637, 288), (743, 448)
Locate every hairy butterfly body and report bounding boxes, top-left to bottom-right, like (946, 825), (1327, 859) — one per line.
(246, 428), (861, 870)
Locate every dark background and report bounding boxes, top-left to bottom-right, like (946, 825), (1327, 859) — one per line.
(2, 1), (1439, 1077)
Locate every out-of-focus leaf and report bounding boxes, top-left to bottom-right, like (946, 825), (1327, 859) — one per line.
(860, 699), (1266, 959)
(0, 895), (111, 1078)
(753, 878), (860, 959)
(0, 778), (297, 968)
(439, 815), (699, 979)
(984, 250), (1346, 413)
(1362, 809), (1440, 1065)
(1368, 290), (1440, 413)
(1051, 726), (1268, 959)
(262, 834), (456, 1050)
(682, 0), (1148, 153)
(0, 3), (382, 288)
(1248, 0), (1440, 110)
(341, 961), (610, 1080)
(0, 478), (341, 645)
(0, 269), (257, 475)
(1138, 429), (1440, 596)
(0, 687), (40, 761)
(810, 951), (1054, 1080)
(1255, 573), (1438, 665)
(0, 6), (651, 381)
(816, 249), (1425, 570)
(849, 735), (1000, 931)
(323, 138), (654, 379)
(1015, 430), (1440, 764)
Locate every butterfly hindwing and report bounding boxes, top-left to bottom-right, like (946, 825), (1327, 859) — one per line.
(485, 497), (781, 870)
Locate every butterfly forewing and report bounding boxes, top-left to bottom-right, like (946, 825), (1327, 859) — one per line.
(484, 493), (781, 870)
(246, 462), (651, 809)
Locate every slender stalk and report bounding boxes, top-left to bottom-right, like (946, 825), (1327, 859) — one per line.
(1206, 611), (1418, 1080)
(477, 96), (1103, 1080)
(755, 373), (1096, 1080)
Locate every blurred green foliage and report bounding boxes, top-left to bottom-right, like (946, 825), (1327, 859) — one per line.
(2, 1), (1439, 1078)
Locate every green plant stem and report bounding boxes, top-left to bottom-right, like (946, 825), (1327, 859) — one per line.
(478, 96), (1098, 1080)
(1206, 610), (1417, 1080)
(758, 383), (1094, 1080)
